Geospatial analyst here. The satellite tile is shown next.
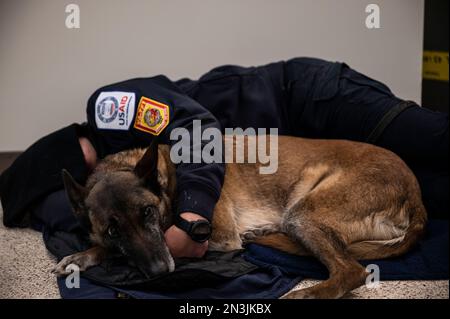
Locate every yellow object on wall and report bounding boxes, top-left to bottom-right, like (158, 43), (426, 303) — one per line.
(423, 51), (449, 82)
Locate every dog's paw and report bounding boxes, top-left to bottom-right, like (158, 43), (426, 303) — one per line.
(240, 230), (258, 242)
(240, 224), (281, 242)
(281, 285), (347, 299)
(51, 252), (93, 276)
(281, 289), (317, 299)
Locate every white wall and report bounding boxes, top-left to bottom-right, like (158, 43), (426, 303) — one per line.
(0, 0), (424, 151)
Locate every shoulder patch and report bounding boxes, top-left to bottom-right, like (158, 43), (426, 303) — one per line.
(133, 97), (170, 136)
(95, 91), (135, 130)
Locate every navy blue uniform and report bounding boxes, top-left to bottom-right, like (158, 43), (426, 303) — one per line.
(1, 57), (448, 229)
(176, 58), (401, 140)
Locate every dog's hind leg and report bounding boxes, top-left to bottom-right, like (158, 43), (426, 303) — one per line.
(281, 213), (367, 299)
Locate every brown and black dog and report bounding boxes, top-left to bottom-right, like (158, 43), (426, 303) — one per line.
(53, 136), (427, 299)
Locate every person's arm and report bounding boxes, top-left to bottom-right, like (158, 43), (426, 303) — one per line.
(85, 75), (224, 257)
(156, 76), (224, 257)
(155, 76), (224, 222)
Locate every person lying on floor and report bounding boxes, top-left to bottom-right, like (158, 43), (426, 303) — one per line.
(0, 57), (448, 264)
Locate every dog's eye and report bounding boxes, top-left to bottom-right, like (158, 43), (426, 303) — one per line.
(142, 206), (154, 218)
(107, 226), (119, 239)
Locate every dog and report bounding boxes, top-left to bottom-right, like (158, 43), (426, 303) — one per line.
(53, 136), (427, 299)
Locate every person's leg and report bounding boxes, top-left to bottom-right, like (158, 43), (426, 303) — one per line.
(315, 66), (405, 142)
(377, 107), (449, 219)
(286, 59), (404, 141)
(376, 106), (449, 171)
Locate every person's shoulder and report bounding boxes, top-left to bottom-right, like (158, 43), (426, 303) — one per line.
(100, 75), (171, 89)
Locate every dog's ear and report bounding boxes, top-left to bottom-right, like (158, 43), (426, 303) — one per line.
(134, 139), (160, 193)
(62, 169), (91, 229)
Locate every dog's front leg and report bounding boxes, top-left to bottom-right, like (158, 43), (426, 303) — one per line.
(52, 246), (106, 276)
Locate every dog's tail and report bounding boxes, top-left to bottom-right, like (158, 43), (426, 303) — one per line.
(347, 199), (427, 260)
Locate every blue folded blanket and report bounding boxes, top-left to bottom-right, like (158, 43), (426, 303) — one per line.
(58, 220), (448, 299)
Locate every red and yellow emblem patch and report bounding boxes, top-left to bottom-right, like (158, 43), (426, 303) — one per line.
(134, 97), (170, 136)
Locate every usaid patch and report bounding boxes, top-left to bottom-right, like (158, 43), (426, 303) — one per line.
(95, 91), (135, 130)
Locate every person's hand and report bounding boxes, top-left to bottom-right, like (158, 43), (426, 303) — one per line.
(164, 212), (209, 258)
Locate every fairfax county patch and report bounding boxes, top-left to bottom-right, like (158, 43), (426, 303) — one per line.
(95, 91), (135, 130)
(133, 97), (170, 136)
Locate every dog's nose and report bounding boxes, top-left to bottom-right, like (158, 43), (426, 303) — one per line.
(151, 260), (172, 275)
(138, 260), (172, 279)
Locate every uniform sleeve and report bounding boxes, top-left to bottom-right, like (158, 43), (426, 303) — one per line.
(86, 75), (225, 221)
(156, 78), (225, 222)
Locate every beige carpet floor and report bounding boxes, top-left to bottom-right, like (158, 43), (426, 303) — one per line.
(0, 206), (448, 299)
